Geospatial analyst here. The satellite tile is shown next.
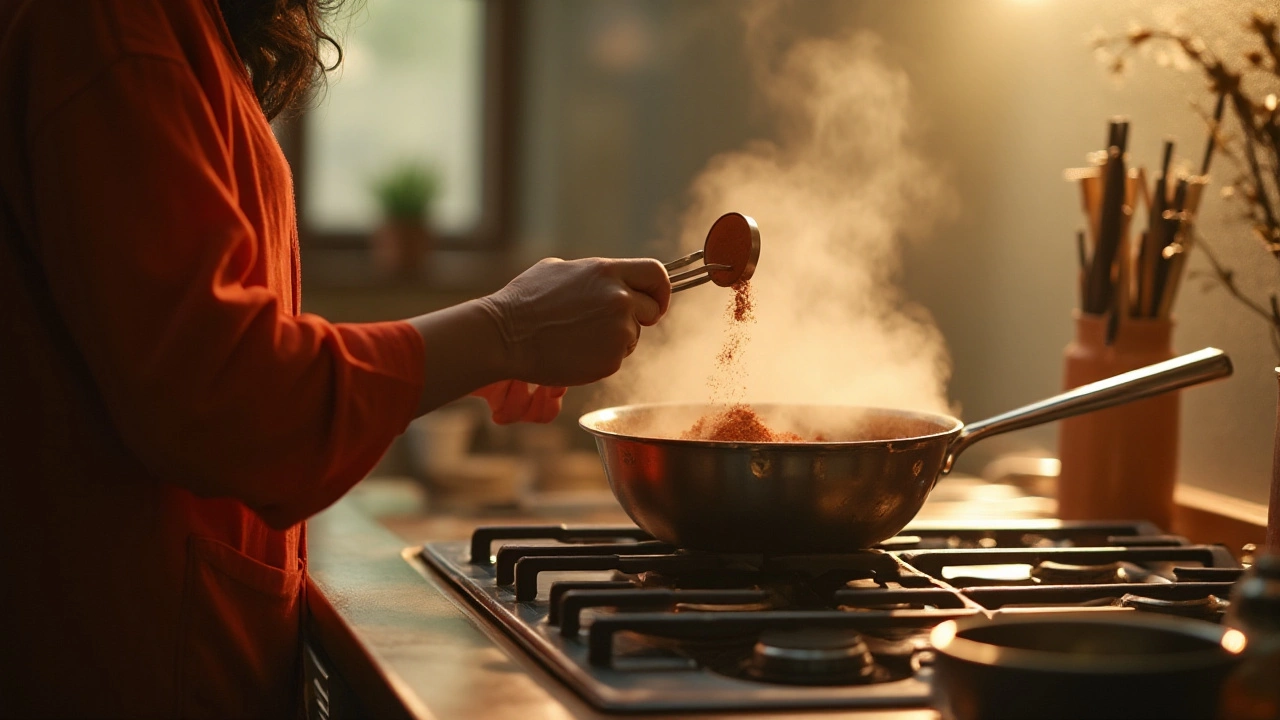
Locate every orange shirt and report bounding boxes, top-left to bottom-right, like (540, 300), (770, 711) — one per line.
(0, 1), (426, 717)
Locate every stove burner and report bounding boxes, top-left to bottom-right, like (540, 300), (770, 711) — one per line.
(746, 628), (880, 685)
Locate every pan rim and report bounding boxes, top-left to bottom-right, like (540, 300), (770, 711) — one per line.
(578, 401), (963, 448)
(931, 612), (1242, 674)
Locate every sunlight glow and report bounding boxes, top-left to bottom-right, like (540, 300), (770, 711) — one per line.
(1221, 629), (1248, 655)
(931, 620), (958, 649)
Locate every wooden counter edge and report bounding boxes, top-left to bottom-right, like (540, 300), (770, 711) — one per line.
(305, 501), (437, 720)
(1172, 485), (1269, 558)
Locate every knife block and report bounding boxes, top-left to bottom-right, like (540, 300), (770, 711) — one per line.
(1056, 313), (1179, 529)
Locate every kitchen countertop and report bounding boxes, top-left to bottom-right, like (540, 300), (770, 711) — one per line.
(304, 476), (1055, 719)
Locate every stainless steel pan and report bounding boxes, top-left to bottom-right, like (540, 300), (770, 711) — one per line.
(579, 347), (1232, 553)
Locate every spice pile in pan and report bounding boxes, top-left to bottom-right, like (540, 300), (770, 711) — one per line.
(681, 280), (806, 442)
(682, 402), (803, 442)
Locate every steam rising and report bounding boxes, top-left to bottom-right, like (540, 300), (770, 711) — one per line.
(599, 5), (956, 420)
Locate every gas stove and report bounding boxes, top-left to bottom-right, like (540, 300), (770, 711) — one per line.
(418, 521), (1242, 713)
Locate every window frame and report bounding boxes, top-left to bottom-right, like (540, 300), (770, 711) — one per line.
(276, 0), (522, 252)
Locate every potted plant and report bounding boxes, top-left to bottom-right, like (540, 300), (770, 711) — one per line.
(369, 159), (441, 281)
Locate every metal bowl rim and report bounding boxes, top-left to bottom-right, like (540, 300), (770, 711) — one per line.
(578, 401), (964, 449)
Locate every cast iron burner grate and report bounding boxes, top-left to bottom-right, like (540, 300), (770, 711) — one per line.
(413, 520), (1241, 713)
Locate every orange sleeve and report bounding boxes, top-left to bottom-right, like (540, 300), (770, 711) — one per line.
(26, 54), (425, 529)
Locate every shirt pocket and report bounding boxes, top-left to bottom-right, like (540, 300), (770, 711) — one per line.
(179, 535), (303, 720)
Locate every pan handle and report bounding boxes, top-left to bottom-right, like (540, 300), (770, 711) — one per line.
(940, 347), (1233, 475)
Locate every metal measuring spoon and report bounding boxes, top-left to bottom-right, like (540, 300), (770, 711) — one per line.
(664, 212), (760, 292)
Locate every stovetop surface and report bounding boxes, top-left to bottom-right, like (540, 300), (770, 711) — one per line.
(419, 520), (1242, 713)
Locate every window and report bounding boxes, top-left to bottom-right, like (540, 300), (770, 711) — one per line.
(280, 0), (519, 251)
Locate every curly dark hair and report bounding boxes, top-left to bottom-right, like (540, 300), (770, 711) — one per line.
(216, 0), (349, 120)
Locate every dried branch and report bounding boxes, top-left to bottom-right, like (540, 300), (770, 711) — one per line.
(1095, 10), (1280, 361)
(1192, 227), (1280, 357)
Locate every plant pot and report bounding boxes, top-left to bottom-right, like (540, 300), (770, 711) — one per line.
(371, 218), (431, 281)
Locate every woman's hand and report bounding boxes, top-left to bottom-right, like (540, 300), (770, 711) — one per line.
(407, 257), (671, 418)
(476, 257), (672, 387)
(471, 381), (567, 424)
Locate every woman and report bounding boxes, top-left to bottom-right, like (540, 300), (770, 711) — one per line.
(0, 0), (670, 717)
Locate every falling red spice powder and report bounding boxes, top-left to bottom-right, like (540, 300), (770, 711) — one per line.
(731, 280), (753, 322)
(682, 279), (805, 442)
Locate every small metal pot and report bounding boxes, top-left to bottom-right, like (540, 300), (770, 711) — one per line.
(930, 612), (1247, 720)
(580, 348), (1231, 553)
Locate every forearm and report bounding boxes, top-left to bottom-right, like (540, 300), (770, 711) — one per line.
(406, 298), (513, 416)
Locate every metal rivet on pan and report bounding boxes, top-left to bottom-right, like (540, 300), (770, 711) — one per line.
(751, 454), (773, 479)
